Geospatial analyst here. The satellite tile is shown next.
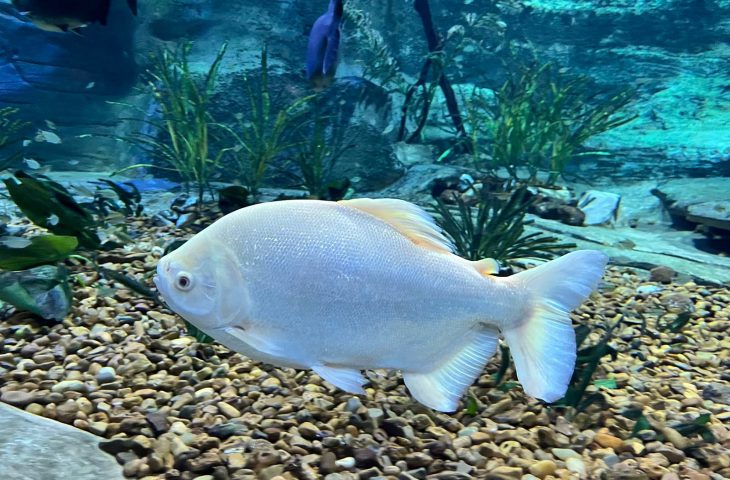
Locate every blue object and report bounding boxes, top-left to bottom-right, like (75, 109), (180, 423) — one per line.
(305, 0), (344, 88)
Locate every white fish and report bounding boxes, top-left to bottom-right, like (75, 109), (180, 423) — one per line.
(22, 157), (41, 169)
(154, 199), (608, 412)
(35, 129), (62, 144)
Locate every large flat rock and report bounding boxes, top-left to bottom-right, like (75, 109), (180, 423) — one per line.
(526, 216), (730, 286)
(0, 403), (123, 480)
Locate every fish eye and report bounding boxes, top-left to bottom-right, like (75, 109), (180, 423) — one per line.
(175, 272), (194, 291)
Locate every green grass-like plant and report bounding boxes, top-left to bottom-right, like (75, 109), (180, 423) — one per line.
(224, 46), (313, 196)
(281, 112), (353, 200)
(431, 184), (573, 266)
(0, 107), (30, 170)
(465, 63), (636, 184)
(120, 42), (228, 207)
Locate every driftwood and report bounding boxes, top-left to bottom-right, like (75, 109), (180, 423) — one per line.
(397, 0), (466, 143)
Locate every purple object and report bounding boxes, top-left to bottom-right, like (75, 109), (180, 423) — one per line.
(305, 0), (344, 88)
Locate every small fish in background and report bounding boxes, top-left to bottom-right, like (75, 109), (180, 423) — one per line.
(155, 198), (608, 412)
(34, 129), (61, 144)
(10, 0), (137, 34)
(22, 157), (40, 169)
(306, 0), (344, 89)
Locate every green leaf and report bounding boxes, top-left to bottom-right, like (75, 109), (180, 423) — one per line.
(593, 378), (617, 389)
(498, 381), (519, 392)
(0, 265), (72, 320)
(97, 266), (159, 301)
(0, 235), (78, 270)
(3, 171), (100, 248)
(630, 414), (652, 438)
(185, 321), (215, 344)
(464, 393), (478, 415)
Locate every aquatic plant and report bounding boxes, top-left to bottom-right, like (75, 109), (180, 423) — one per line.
(121, 42), (229, 207)
(556, 319), (621, 412)
(397, 0), (467, 143)
(282, 113), (353, 200)
(479, 63), (636, 184)
(0, 265), (72, 321)
(225, 46), (313, 196)
(0, 107), (30, 170)
(3, 171), (101, 249)
(344, 4), (406, 92)
(0, 235), (78, 271)
(431, 184), (573, 266)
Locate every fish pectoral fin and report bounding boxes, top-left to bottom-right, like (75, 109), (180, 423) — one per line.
(339, 198), (455, 254)
(403, 327), (499, 412)
(312, 365), (366, 395)
(223, 326), (286, 358)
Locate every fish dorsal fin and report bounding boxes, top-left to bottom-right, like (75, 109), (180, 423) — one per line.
(472, 258), (500, 276)
(340, 198), (455, 254)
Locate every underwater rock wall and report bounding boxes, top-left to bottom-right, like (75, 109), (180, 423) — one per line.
(0, 0), (728, 182)
(0, 3), (138, 170)
(518, 0), (730, 179)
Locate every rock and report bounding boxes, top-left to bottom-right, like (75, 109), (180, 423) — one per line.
(551, 448), (581, 460)
(578, 190), (621, 225)
(51, 380), (87, 393)
(298, 421), (320, 439)
(533, 200), (586, 226)
(594, 432), (623, 450)
(217, 402), (241, 419)
(528, 460), (557, 478)
(55, 400), (79, 423)
(146, 411), (170, 435)
(485, 465), (522, 479)
(96, 366), (117, 384)
(319, 451), (338, 474)
(0, 402), (124, 478)
(653, 445), (685, 464)
(565, 457), (586, 476)
(393, 142), (435, 167)
(335, 457), (356, 469)
(1, 390), (35, 408)
(354, 448), (379, 468)
(650, 266), (676, 283)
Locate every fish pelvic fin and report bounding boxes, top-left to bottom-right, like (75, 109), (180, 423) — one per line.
(502, 250), (608, 402)
(312, 365), (366, 394)
(403, 327), (499, 412)
(339, 198), (455, 254)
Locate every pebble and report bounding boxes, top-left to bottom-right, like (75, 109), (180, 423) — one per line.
(335, 457), (356, 469)
(551, 448), (580, 460)
(486, 465), (522, 479)
(1, 390), (35, 407)
(95, 366), (117, 384)
(565, 457), (586, 475)
(528, 460), (557, 478)
(51, 380), (87, 393)
(217, 402), (241, 419)
(594, 432), (623, 450)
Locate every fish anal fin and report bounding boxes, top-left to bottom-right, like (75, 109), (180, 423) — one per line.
(472, 258), (500, 276)
(403, 327), (499, 412)
(339, 198), (455, 254)
(312, 365), (366, 394)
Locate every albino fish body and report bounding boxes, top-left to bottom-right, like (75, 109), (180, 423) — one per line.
(155, 199), (608, 412)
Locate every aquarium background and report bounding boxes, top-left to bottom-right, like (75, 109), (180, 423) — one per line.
(0, 0), (728, 479)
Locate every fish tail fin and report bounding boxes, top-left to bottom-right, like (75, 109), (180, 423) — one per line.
(502, 250), (608, 402)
